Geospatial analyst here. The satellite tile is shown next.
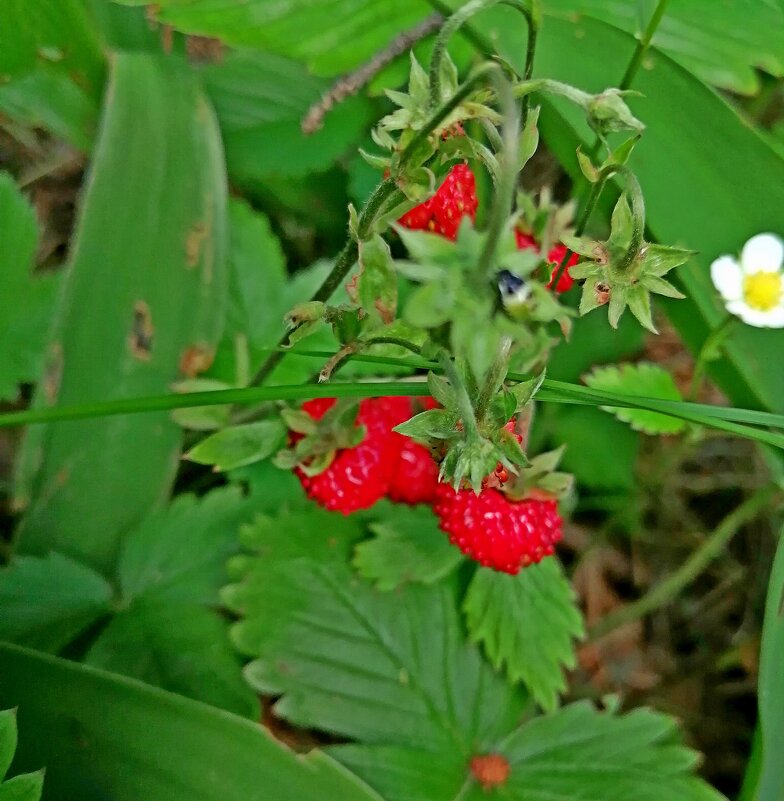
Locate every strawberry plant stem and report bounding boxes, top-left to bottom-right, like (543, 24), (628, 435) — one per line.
(248, 178), (399, 387)
(587, 485), (779, 641)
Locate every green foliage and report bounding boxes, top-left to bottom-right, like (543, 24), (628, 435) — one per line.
(185, 421), (286, 472)
(0, 709), (43, 801)
(584, 362), (687, 435)
(225, 510), (721, 800)
(337, 700), (725, 801)
(353, 502), (463, 590)
(0, 553), (111, 653)
(203, 51), (372, 181)
(754, 527), (784, 801)
(0, 174), (60, 403)
(542, 0), (784, 95)
(14, 53), (229, 575)
(464, 558), (584, 711)
(84, 488), (258, 717)
(119, 0), (427, 76)
(0, 0), (104, 148)
(0, 642), (383, 801)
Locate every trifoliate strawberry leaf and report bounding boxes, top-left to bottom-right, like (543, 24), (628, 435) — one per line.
(0, 709), (43, 801)
(584, 362), (686, 435)
(84, 488), (258, 717)
(463, 558), (584, 712)
(353, 502), (463, 590)
(0, 172), (60, 402)
(334, 698), (724, 801)
(185, 420), (286, 472)
(224, 543), (526, 751)
(225, 507), (722, 801)
(0, 552), (112, 653)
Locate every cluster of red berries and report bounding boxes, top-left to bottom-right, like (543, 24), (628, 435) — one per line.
(290, 397), (562, 575)
(398, 163), (478, 240)
(397, 162), (577, 291)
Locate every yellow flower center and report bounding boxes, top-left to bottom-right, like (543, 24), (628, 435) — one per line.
(743, 271), (782, 311)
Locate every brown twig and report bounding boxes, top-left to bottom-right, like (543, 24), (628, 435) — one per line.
(301, 13), (444, 135)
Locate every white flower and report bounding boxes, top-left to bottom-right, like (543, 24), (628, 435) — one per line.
(710, 233), (784, 328)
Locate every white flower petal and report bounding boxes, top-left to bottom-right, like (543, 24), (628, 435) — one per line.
(740, 233), (784, 274)
(727, 300), (784, 328)
(710, 255), (743, 301)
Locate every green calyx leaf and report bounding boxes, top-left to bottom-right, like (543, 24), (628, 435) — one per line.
(393, 408), (457, 442)
(275, 398), (364, 473)
(352, 234), (397, 325)
(185, 421), (287, 472)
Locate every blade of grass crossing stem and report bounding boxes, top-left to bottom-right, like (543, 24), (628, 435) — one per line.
(13, 53), (229, 576)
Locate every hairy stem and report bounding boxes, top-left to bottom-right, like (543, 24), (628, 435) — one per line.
(439, 352), (480, 439)
(477, 70), (519, 280)
(428, 0), (539, 123)
(248, 178), (399, 387)
(588, 485), (779, 641)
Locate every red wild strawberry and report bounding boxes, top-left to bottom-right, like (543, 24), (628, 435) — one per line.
(433, 484), (562, 574)
(389, 437), (441, 505)
(515, 229), (578, 293)
(399, 163), (478, 240)
(293, 396), (410, 515)
(388, 397), (441, 505)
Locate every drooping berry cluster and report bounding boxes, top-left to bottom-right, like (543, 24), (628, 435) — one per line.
(399, 163), (478, 240)
(287, 396), (562, 575)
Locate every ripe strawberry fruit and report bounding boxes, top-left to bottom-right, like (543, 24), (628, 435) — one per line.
(388, 437), (441, 505)
(293, 396), (410, 514)
(515, 230), (578, 292)
(388, 397), (441, 505)
(399, 163), (478, 240)
(433, 484), (562, 574)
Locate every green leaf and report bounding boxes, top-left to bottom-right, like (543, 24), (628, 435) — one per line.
(132, 0), (427, 76)
(464, 558), (584, 711)
(0, 553), (111, 653)
(336, 701), (724, 801)
(171, 379), (233, 431)
(185, 421), (286, 472)
(542, 0), (784, 95)
(86, 603), (256, 719)
(755, 526), (784, 801)
(0, 173), (60, 403)
(584, 363), (686, 435)
(203, 50), (371, 181)
(0, 709), (43, 801)
(14, 53), (229, 575)
(356, 234), (397, 325)
(0, 710), (16, 781)
(0, 0), (104, 148)
(224, 540), (526, 750)
(0, 642), (383, 801)
(84, 488), (258, 716)
(0, 771), (45, 801)
(353, 502), (463, 590)
(498, 701), (725, 801)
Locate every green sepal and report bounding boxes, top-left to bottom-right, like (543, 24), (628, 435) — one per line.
(427, 372), (456, 409)
(393, 408), (457, 442)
